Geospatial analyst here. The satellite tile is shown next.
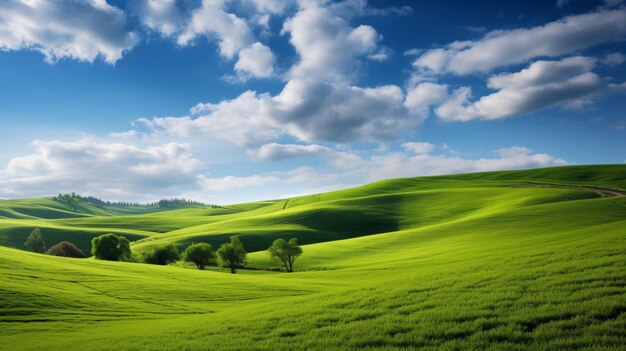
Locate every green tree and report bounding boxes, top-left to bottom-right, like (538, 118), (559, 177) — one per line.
(142, 244), (180, 265)
(268, 238), (303, 272)
(91, 234), (131, 261)
(24, 228), (46, 253)
(183, 243), (215, 270)
(217, 236), (247, 274)
(47, 241), (86, 258)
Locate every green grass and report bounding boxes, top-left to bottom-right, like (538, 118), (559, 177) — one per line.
(1, 165), (626, 350)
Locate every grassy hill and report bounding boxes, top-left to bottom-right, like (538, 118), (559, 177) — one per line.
(1, 165), (626, 350)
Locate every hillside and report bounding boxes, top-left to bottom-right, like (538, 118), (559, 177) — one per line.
(1, 165), (626, 350)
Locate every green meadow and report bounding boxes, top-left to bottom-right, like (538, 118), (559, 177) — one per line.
(1, 164), (626, 350)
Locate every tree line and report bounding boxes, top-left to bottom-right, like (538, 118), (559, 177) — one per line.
(53, 193), (218, 209)
(24, 229), (303, 273)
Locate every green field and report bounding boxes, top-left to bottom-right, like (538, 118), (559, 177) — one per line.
(1, 165), (626, 350)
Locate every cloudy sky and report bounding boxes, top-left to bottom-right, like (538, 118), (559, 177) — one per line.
(1, 0), (625, 204)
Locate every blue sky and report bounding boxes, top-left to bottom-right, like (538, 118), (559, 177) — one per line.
(0, 0), (625, 204)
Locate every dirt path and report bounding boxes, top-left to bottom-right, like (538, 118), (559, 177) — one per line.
(517, 182), (626, 197)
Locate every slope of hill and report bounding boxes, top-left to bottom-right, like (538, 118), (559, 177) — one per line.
(1, 165), (626, 350)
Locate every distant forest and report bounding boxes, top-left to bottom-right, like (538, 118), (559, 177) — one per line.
(53, 193), (217, 209)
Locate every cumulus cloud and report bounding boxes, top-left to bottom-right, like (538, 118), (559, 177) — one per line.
(142, 1), (419, 145)
(404, 82), (449, 118)
(0, 138), (202, 200)
(435, 57), (609, 121)
(176, 0), (254, 58)
(0, 0), (138, 64)
(413, 9), (626, 75)
(282, 2), (380, 82)
(234, 42), (276, 78)
(141, 0), (277, 78)
(133, 0), (183, 36)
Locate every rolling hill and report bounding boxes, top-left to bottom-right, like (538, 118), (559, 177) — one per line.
(1, 164), (626, 350)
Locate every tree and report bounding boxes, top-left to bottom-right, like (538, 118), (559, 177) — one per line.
(142, 244), (180, 265)
(47, 241), (86, 258)
(217, 236), (247, 274)
(91, 234), (131, 261)
(24, 228), (46, 253)
(183, 243), (215, 270)
(268, 238), (303, 272)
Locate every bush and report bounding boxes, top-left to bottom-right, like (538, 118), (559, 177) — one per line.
(142, 244), (180, 265)
(183, 243), (215, 270)
(91, 234), (132, 261)
(47, 241), (86, 258)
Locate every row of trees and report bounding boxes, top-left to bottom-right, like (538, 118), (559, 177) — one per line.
(24, 229), (304, 273)
(53, 193), (218, 209)
(89, 234), (303, 273)
(24, 228), (86, 258)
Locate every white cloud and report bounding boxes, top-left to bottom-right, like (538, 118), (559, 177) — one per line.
(234, 42), (275, 78)
(0, 0), (138, 64)
(413, 9), (626, 75)
(436, 57), (607, 121)
(404, 82), (449, 118)
(340, 146), (567, 182)
(0, 138), (202, 200)
(282, 2), (380, 82)
(176, 0), (254, 59)
(249, 0), (292, 15)
(134, 0), (183, 36)
(247, 143), (330, 161)
(198, 174), (279, 191)
(402, 142), (435, 154)
(143, 1), (418, 145)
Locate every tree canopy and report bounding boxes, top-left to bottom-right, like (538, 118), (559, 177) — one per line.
(217, 236), (247, 274)
(24, 228), (46, 253)
(268, 238), (303, 272)
(142, 244), (180, 265)
(91, 234), (131, 261)
(183, 243), (215, 270)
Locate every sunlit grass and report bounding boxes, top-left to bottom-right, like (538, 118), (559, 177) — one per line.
(1, 165), (626, 350)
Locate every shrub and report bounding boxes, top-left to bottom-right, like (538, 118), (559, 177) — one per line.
(217, 236), (246, 274)
(91, 234), (131, 261)
(142, 244), (180, 265)
(47, 241), (86, 258)
(183, 243), (215, 270)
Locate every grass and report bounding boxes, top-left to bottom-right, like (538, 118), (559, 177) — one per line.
(1, 164), (626, 350)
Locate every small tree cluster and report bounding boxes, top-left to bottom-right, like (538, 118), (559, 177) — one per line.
(24, 228), (46, 253)
(142, 244), (180, 265)
(268, 238), (302, 272)
(47, 241), (86, 258)
(91, 234), (131, 261)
